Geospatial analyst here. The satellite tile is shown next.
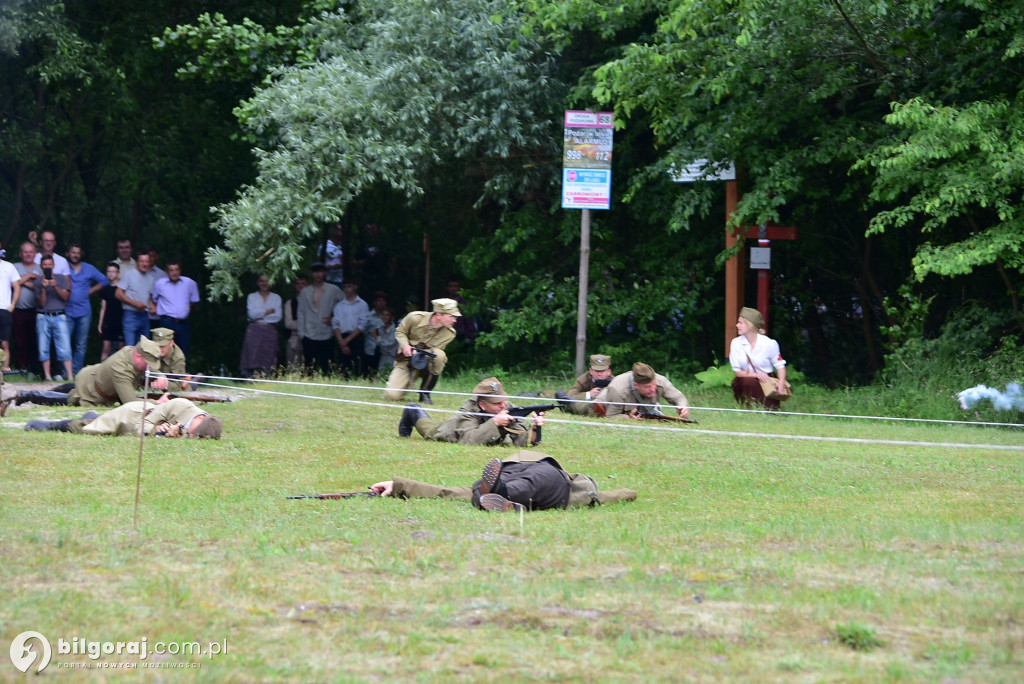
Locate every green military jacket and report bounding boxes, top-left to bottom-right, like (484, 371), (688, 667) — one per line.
(567, 370), (598, 400)
(78, 398), (208, 436)
(432, 398), (531, 446)
(68, 345), (167, 406)
(158, 344), (187, 392)
(389, 450), (637, 508)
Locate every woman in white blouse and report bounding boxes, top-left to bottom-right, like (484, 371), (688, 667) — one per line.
(729, 306), (790, 409)
(239, 274), (282, 377)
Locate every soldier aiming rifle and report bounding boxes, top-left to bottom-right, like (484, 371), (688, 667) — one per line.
(397, 377), (548, 446)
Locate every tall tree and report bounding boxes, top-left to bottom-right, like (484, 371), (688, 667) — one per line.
(203, 0), (567, 300)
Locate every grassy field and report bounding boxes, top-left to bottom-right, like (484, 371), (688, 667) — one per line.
(2, 375), (1023, 682)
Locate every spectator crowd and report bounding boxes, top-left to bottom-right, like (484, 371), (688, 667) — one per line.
(0, 223), (477, 382)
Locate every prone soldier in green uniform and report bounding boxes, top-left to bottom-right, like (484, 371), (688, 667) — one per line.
(24, 397), (223, 438)
(398, 377), (545, 446)
(383, 298), (460, 404)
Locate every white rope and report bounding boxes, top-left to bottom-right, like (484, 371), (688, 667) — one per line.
(159, 373), (1024, 451)
(163, 372), (1024, 428)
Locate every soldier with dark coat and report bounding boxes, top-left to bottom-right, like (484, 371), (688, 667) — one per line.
(24, 397), (222, 438)
(369, 450), (638, 513)
(398, 377), (544, 446)
(383, 298), (460, 404)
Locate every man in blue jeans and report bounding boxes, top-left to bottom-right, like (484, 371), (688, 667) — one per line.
(34, 254), (73, 381)
(64, 243), (108, 375)
(116, 252), (158, 346)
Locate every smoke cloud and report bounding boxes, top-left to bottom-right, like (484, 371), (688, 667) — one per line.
(957, 383), (1024, 412)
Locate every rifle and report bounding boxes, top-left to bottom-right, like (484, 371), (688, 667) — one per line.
(506, 403), (558, 418)
(287, 491), (381, 500)
(409, 345), (437, 370)
(139, 392), (233, 403)
(637, 410), (699, 425)
(505, 404), (557, 446)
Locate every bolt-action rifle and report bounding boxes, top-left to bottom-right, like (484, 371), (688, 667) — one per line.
(635, 407), (699, 424)
(287, 490), (380, 500)
(139, 392), (233, 403)
(504, 403), (557, 446)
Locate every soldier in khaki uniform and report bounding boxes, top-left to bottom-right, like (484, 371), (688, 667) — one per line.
(369, 450), (638, 512)
(148, 327), (197, 392)
(595, 362), (691, 420)
(11, 336), (168, 407)
(398, 377), (544, 446)
(24, 397), (222, 438)
(383, 298), (460, 404)
(532, 353), (614, 416)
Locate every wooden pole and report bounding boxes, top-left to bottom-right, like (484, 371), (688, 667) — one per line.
(575, 208), (591, 376)
(723, 180), (745, 357)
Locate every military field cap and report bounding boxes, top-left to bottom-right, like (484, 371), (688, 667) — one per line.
(589, 354), (611, 371)
(632, 362), (656, 384)
(739, 306), (767, 334)
(474, 377), (508, 403)
(135, 336), (162, 365)
(150, 327), (175, 344)
(310, 262), (326, 271)
(431, 298), (462, 317)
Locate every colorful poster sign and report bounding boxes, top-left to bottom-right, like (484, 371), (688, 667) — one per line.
(563, 110), (614, 209)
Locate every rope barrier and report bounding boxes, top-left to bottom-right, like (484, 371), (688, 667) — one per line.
(156, 373), (1024, 451)
(162, 372), (1024, 427)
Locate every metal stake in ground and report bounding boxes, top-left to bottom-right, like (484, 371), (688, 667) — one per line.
(134, 370), (151, 529)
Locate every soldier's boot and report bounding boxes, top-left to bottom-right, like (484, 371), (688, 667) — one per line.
(14, 390), (70, 406)
(554, 390), (574, 412)
(24, 418), (75, 432)
(398, 403), (429, 438)
(24, 411), (98, 433)
(479, 493), (525, 513)
(418, 373), (440, 405)
(480, 458), (503, 495)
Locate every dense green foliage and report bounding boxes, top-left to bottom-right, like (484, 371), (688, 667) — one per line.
(2, 0), (1022, 387)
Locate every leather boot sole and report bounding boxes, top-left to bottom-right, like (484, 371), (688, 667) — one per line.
(480, 494), (525, 513)
(480, 458), (502, 495)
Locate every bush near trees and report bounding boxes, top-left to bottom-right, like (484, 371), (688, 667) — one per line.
(2, 0), (1022, 402)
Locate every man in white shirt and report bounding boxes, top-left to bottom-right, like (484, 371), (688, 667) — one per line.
(0, 241), (22, 370)
(331, 279), (369, 378)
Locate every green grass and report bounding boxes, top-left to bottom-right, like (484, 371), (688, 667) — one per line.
(1, 374), (1023, 682)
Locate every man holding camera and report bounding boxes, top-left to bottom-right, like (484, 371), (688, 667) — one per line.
(383, 297), (460, 403)
(34, 254), (73, 381)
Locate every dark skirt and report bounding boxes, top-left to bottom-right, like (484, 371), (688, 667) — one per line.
(240, 323), (280, 375)
(732, 376), (780, 410)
